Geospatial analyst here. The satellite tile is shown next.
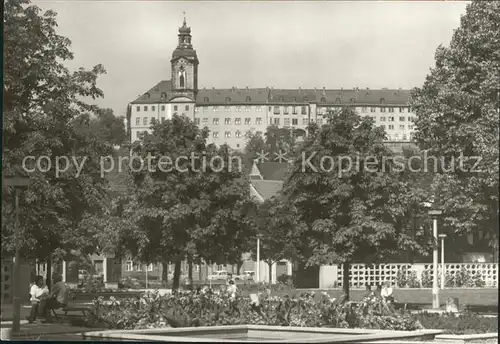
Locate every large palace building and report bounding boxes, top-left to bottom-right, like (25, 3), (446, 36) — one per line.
(129, 18), (417, 149)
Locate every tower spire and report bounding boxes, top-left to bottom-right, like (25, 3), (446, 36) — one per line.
(183, 12), (187, 27)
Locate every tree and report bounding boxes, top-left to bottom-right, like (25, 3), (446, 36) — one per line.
(72, 108), (127, 146)
(280, 108), (425, 298)
(410, 0), (500, 260)
(2, 0), (112, 283)
(122, 115), (255, 290)
(251, 197), (298, 283)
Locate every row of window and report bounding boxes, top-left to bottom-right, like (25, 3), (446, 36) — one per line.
(202, 96), (405, 105)
(194, 117), (264, 126)
(369, 116), (415, 122)
(135, 104), (413, 114)
(271, 118), (310, 126)
(381, 124), (415, 130)
(195, 106), (264, 112)
(136, 105), (190, 112)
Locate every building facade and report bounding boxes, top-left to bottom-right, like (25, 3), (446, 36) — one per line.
(129, 18), (417, 148)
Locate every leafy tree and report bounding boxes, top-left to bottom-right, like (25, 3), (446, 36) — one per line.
(122, 115), (255, 290)
(2, 0), (112, 284)
(72, 108), (127, 146)
(410, 0), (500, 260)
(281, 108), (425, 298)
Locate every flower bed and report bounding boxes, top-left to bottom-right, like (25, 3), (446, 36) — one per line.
(80, 290), (498, 334)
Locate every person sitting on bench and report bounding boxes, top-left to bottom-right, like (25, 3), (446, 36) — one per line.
(27, 275), (50, 323)
(48, 274), (69, 312)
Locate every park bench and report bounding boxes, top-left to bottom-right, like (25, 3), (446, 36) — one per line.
(51, 304), (90, 321)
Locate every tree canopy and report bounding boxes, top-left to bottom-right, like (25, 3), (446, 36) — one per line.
(2, 0), (113, 261)
(409, 0), (499, 258)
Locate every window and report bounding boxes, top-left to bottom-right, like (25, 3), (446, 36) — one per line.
(225, 118), (231, 125)
(225, 97), (231, 103)
(380, 98), (385, 104)
(399, 107), (405, 113)
(235, 118), (241, 125)
(409, 116), (415, 122)
(350, 98), (356, 104)
(185, 105), (189, 111)
(283, 106), (289, 114)
(395, 134), (399, 140)
(284, 118), (290, 126)
(301, 106), (307, 114)
(202, 118), (208, 124)
(147, 264), (153, 272)
(399, 116), (405, 121)
(161, 105), (166, 111)
(403, 134), (407, 141)
(244, 118), (251, 125)
(408, 125), (414, 130)
(126, 261), (133, 272)
(292, 118), (298, 125)
(136, 118), (140, 125)
(225, 131), (231, 138)
(143, 117), (148, 125)
(235, 130), (242, 138)
(213, 118), (219, 125)
(389, 124), (395, 130)
(256, 106), (262, 112)
(236, 106), (242, 112)
(161, 117), (166, 123)
(317, 118), (323, 126)
(135, 264), (142, 272)
(268, 106), (272, 111)
(389, 116), (395, 122)
(400, 125), (405, 130)
(151, 117), (156, 124)
(274, 106), (280, 114)
(273, 118), (280, 125)
(161, 92), (167, 99)
(245, 106), (251, 112)
(144, 106), (148, 111)
(380, 117), (386, 121)
(256, 117), (262, 125)
(292, 107), (297, 115)
(152, 105), (156, 111)
(302, 118), (309, 125)
(388, 107), (395, 113)
(174, 105), (178, 111)
(380, 107), (386, 113)
(370, 107), (376, 112)
(361, 107), (367, 113)
(213, 106), (219, 112)
(204, 97), (209, 102)
(321, 97), (326, 103)
(246, 96), (251, 102)
(213, 132), (219, 138)
(224, 106), (230, 112)
(136, 106), (140, 112)
(335, 98), (341, 104)
(195, 118), (200, 125)
(292, 97), (296, 102)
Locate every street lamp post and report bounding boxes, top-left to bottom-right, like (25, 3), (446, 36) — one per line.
(4, 176), (31, 334)
(428, 206), (443, 309)
(439, 234), (447, 290)
(256, 234), (261, 283)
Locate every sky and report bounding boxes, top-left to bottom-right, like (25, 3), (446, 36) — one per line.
(34, 0), (469, 118)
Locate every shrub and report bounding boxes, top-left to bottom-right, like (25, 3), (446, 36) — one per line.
(83, 290), (423, 331)
(277, 274), (295, 286)
(413, 312), (498, 334)
(396, 268), (419, 288)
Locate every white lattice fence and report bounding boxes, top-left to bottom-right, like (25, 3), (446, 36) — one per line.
(336, 263), (413, 288)
(334, 263), (498, 288)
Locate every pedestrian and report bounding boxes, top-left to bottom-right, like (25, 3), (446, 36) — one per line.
(48, 274), (69, 311)
(27, 275), (50, 323)
(381, 281), (394, 304)
(227, 279), (237, 299)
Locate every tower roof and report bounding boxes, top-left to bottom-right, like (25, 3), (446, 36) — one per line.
(179, 15), (191, 34)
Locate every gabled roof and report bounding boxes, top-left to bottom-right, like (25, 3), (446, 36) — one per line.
(250, 180), (284, 202)
(196, 88), (269, 105)
(257, 162), (289, 181)
(131, 80), (172, 104)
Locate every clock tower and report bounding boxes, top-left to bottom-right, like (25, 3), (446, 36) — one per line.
(171, 16), (199, 101)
